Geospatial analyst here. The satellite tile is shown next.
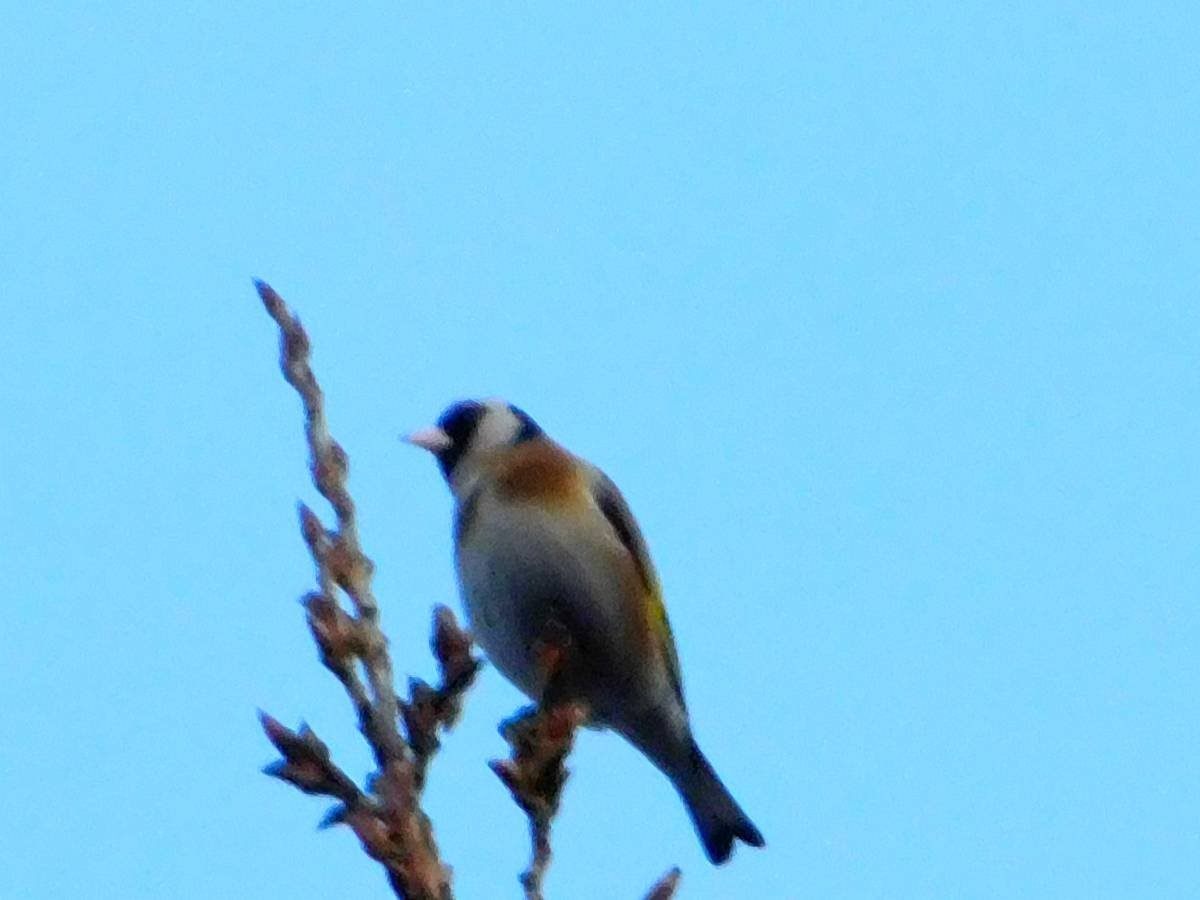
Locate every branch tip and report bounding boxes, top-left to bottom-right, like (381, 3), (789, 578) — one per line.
(644, 867), (683, 900)
(319, 804), (349, 830)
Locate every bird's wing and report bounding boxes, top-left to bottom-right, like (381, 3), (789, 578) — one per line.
(588, 466), (686, 706)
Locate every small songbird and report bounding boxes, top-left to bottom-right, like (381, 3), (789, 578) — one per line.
(406, 399), (764, 864)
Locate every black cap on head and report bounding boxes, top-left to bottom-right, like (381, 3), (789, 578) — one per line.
(434, 400), (486, 478)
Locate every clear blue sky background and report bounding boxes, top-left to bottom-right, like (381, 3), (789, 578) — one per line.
(2, 4), (1197, 898)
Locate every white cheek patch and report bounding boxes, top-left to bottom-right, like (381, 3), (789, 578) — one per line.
(473, 401), (522, 452)
(449, 401), (523, 498)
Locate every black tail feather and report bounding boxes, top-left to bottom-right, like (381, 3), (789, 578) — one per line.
(679, 740), (765, 865)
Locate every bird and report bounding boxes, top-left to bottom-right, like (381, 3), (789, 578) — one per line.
(405, 398), (764, 864)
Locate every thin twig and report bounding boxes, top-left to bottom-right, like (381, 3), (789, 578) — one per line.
(261, 280), (405, 766)
(403, 605), (483, 790)
(490, 703), (588, 900)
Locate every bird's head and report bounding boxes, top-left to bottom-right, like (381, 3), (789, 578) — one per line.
(405, 398), (543, 494)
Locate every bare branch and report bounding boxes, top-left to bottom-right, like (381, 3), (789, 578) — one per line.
(260, 281), (405, 765)
(255, 280), (469, 900)
(490, 703), (588, 900)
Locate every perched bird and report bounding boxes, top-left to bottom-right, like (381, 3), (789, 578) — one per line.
(406, 399), (764, 864)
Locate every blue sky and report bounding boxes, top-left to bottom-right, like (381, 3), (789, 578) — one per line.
(2, 4), (1197, 898)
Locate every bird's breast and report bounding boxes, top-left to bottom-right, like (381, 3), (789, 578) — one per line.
(455, 493), (638, 703)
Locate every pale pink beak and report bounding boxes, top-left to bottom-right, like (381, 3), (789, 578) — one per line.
(403, 426), (452, 453)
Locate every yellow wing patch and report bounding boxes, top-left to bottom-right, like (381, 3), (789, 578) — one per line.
(592, 469), (686, 705)
(644, 585), (685, 704)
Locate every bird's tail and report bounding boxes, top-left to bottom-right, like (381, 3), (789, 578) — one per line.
(674, 740), (765, 865)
